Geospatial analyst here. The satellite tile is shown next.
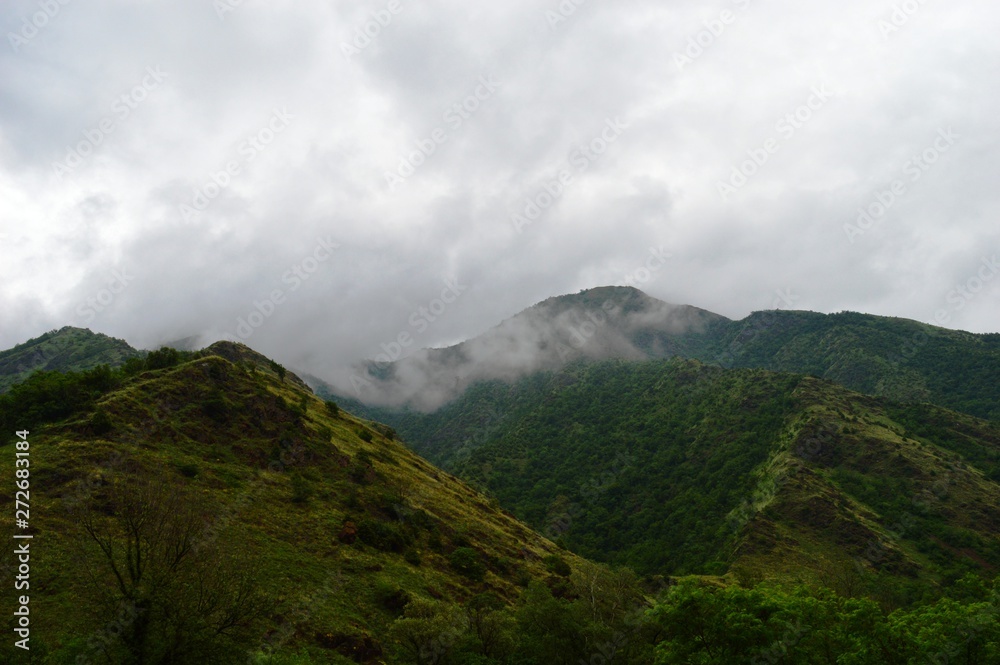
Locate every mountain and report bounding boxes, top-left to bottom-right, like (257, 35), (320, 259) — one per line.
(350, 357), (1000, 595)
(717, 309), (1000, 421)
(0, 326), (141, 393)
(323, 286), (1000, 422)
(1, 330), (998, 663)
(337, 286), (728, 411)
(0, 342), (585, 662)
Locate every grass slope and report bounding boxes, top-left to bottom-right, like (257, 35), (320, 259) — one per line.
(0, 343), (577, 663)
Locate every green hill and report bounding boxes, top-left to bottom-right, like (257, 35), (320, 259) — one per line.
(714, 310), (1000, 421)
(0, 327), (141, 393)
(0, 343), (585, 663)
(346, 359), (1000, 595)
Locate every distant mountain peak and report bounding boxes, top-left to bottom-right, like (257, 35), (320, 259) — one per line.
(0, 326), (141, 393)
(329, 286), (729, 411)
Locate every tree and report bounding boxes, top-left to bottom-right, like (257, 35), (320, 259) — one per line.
(449, 547), (486, 582)
(145, 347), (180, 371)
(463, 593), (515, 660)
(72, 467), (270, 664)
(388, 597), (466, 665)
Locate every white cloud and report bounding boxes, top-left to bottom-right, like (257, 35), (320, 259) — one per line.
(1, 0), (998, 374)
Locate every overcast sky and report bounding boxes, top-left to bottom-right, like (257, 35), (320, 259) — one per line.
(1, 0), (998, 380)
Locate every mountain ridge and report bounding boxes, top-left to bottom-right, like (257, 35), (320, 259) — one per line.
(320, 286), (1000, 422)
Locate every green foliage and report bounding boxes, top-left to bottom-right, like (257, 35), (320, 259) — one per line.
(88, 408), (114, 435)
(0, 326), (141, 393)
(325, 399), (340, 417)
(351, 354), (1000, 584)
(374, 582), (412, 617)
(710, 310), (1000, 422)
(72, 472), (272, 663)
(647, 578), (1000, 665)
(356, 518), (411, 553)
(290, 472), (312, 504)
(201, 388), (229, 422)
(348, 451), (375, 484)
(387, 597), (466, 665)
(543, 554), (572, 577)
(449, 547), (487, 582)
(145, 346), (181, 370)
(269, 359), (287, 381)
(177, 462), (199, 478)
(0, 364), (122, 433)
(430, 360), (802, 575)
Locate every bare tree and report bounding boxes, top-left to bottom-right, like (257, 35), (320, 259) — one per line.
(72, 465), (271, 664)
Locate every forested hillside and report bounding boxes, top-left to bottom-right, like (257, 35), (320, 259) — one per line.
(0, 327), (141, 393)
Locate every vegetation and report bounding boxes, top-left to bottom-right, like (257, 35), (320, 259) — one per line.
(0, 343), (581, 662)
(2, 317), (999, 662)
(711, 309), (1000, 422)
(0, 326), (141, 393)
(341, 357), (1000, 589)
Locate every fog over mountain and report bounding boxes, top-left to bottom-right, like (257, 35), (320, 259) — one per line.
(326, 286), (727, 410)
(2, 0), (999, 383)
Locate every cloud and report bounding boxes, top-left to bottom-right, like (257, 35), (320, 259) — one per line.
(1, 0), (998, 379)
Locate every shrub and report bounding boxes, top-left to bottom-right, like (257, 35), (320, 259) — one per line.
(290, 473), (312, 504)
(357, 519), (410, 553)
(177, 463), (199, 479)
(201, 390), (228, 422)
(348, 452), (375, 485)
(375, 582), (412, 616)
(325, 400), (340, 417)
(543, 555), (572, 578)
(404, 549), (422, 567)
(89, 409), (114, 435)
(449, 547), (486, 581)
(372, 423), (397, 440)
(269, 360), (286, 381)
